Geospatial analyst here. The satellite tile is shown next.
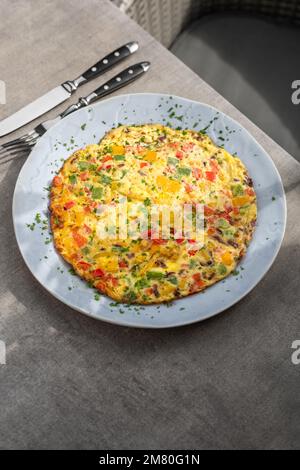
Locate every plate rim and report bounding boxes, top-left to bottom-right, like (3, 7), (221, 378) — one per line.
(12, 92), (287, 328)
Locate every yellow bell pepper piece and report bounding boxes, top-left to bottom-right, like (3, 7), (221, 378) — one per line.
(179, 277), (188, 289)
(110, 181), (119, 191)
(156, 175), (181, 193)
(97, 256), (119, 272)
(232, 196), (249, 207)
(111, 144), (125, 155)
(144, 150), (157, 162)
(221, 252), (233, 265)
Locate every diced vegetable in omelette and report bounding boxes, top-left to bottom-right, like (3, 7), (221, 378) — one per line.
(50, 124), (257, 304)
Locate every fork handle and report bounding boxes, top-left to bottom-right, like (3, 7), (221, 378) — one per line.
(60, 62), (150, 119)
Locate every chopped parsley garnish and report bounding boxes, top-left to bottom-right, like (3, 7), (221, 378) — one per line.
(167, 276), (178, 285)
(78, 161), (90, 171)
(27, 222), (35, 231)
(100, 174), (112, 185)
(177, 167), (191, 177)
(135, 278), (149, 289)
(126, 291), (137, 302)
(112, 245), (128, 253)
(218, 218), (230, 229)
(69, 174), (77, 185)
(231, 184), (244, 196)
(217, 264), (227, 275)
(35, 213), (41, 224)
(146, 271), (164, 280)
(114, 155), (125, 161)
(167, 157), (179, 166)
(91, 187), (103, 199)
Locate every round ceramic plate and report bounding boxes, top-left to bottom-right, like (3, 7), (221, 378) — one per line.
(13, 93), (286, 328)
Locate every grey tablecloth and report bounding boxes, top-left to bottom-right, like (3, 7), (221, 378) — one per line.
(0, 0), (299, 450)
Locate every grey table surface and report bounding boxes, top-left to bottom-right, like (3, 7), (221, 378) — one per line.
(0, 0), (300, 450)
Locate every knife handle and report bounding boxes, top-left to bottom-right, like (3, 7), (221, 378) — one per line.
(86, 62), (150, 103)
(60, 62), (150, 119)
(62, 42), (139, 92)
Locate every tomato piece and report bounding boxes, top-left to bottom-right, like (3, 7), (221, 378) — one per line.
(192, 168), (202, 179)
(175, 238), (185, 244)
(95, 280), (106, 292)
(185, 183), (193, 193)
(72, 231), (87, 248)
(145, 288), (154, 296)
(119, 260), (128, 268)
(218, 212), (231, 222)
(83, 224), (92, 234)
(210, 159), (219, 172)
(91, 268), (105, 278)
(78, 261), (91, 271)
(64, 200), (75, 210)
(53, 176), (62, 187)
(205, 171), (216, 182)
(176, 150), (184, 159)
(84, 206), (92, 213)
(79, 172), (88, 181)
(204, 206), (215, 216)
(152, 239), (166, 245)
(192, 273), (205, 287)
(102, 155), (113, 163)
(188, 250), (198, 256)
(140, 162), (148, 168)
(246, 188), (255, 197)
(106, 274), (118, 286)
(207, 227), (216, 236)
(182, 142), (195, 152)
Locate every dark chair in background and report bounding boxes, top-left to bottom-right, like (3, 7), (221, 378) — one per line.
(114, 0), (300, 161)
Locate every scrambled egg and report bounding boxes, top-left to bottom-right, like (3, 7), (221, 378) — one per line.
(50, 124), (257, 304)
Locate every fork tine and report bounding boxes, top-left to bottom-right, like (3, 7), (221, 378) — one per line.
(0, 129), (40, 162)
(0, 141), (34, 153)
(0, 141), (34, 160)
(0, 134), (38, 153)
(0, 141), (33, 155)
(2, 132), (38, 148)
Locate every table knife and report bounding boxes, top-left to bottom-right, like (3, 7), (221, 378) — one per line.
(0, 41), (139, 137)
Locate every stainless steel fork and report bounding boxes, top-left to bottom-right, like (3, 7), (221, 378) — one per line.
(0, 62), (150, 161)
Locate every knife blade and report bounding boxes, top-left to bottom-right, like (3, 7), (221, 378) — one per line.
(0, 41), (139, 137)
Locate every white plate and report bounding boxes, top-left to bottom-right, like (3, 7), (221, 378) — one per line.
(13, 93), (286, 328)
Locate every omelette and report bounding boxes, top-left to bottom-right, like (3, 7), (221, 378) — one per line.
(49, 124), (257, 304)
